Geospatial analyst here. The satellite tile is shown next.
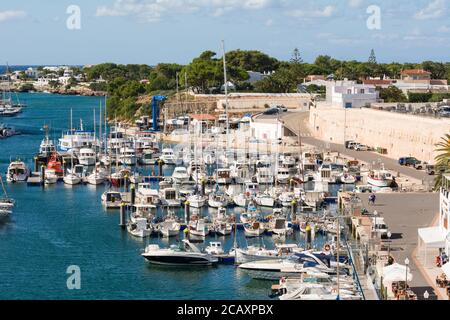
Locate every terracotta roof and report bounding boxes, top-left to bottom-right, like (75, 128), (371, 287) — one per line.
(401, 69), (431, 75)
(190, 114), (216, 121)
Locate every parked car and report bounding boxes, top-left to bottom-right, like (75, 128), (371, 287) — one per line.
(413, 161), (427, 170)
(426, 165), (435, 175)
(263, 108), (280, 115)
(354, 144), (369, 151)
(273, 104), (288, 112)
(398, 157), (421, 167)
(345, 141), (358, 149)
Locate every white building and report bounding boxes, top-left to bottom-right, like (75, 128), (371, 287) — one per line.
(441, 175), (450, 255)
(326, 80), (378, 108)
(25, 67), (40, 79)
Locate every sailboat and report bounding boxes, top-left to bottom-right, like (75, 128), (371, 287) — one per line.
(63, 109), (81, 185)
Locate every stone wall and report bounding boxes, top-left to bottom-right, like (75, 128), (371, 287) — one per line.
(309, 103), (450, 163)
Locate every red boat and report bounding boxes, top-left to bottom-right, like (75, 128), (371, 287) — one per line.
(47, 153), (64, 176)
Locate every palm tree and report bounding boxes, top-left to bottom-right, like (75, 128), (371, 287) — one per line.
(434, 134), (450, 190)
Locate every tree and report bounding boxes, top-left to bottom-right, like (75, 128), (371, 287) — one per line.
(434, 134), (450, 190)
(377, 86), (407, 102)
(368, 49), (377, 64)
(225, 50), (279, 72)
(291, 48), (303, 64)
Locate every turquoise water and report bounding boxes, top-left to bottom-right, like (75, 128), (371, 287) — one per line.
(0, 93), (333, 300)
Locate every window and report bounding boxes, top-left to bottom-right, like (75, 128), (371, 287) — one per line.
(360, 89), (365, 94)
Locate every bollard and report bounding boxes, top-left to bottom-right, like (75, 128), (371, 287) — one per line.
(201, 179), (206, 197)
(130, 185), (136, 206)
(119, 203), (127, 228)
(306, 225), (312, 250)
(158, 160), (163, 177)
(185, 201), (190, 224)
(34, 157), (39, 173)
(40, 165), (46, 186)
(291, 200), (297, 222)
(124, 175), (129, 192)
(289, 179), (295, 192)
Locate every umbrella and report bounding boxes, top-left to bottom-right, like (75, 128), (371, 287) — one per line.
(442, 262), (450, 278)
(382, 263), (413, 283)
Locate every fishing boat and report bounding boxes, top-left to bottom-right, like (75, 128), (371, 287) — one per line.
(159, 186), (181, 207)
(86, 169), (106, 185)
(0, 124), (18, 139)
(339, 173), (357, 184)
(215, 168), (232, 185)
(269, 215), (293, 236)
(127, 217), (153, 238)
(367, 169), (393, 188)
(233, 193), (251, 207)
(254, 192), (275, 207)
(142, 240), (218, 266)
(208, 192), (230, 208)
(139, 149), (159, 165)
(47, 153), (64, 176)
(244, 221), (265, 237)
(188, 218), (210, 238)
(279, 191), (295, 207)
(38, 126), (56, 157)
(187, 194), (207, 208)
(6, 160), (30, 182)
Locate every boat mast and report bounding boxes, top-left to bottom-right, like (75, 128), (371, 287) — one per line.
(0, 174), (8, 198)
(221, 40), (229, 149)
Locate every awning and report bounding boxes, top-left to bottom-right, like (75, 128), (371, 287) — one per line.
(418, 226), (447, 248)
(442, 263), (450, 278)
(382, 263), (413, 284)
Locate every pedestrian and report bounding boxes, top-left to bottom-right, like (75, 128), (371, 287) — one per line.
(369, 193), (376, 205)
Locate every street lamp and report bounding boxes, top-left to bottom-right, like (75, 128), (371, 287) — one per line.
(387, 231), (392, 260)
(423, 290), (430, 300)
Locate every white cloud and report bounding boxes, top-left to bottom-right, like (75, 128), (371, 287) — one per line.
(265, 18), (273, 27)
(96, 0), (273, 22)
(438, 25), (450, 33)
(348, 0), (363, 8)
(289, 5), (336, 19)
(414, 0), (446, 20)
(0, 10), (26, 23)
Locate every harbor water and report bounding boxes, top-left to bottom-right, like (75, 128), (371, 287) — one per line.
(0, 93), (344, 300)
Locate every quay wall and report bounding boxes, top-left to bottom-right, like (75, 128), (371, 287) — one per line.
(309, 104), (450, 163)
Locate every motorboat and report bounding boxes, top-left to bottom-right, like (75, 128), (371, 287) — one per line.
(278, 283), (362, 301)
(230, 163), (251, 184)
(38, 126), (56, 157)
(142, 240), (218, 266)
(279, 191), (295, 207)
(58, 128), (98, 152)
(213, 221), (233, 236)
(160, 148), (177, 165)
(188, 218), (210, 238)
(120, 147), (137, 166)
(86, 170), (106, 185)
(139, 149), (159, 165)
(7, 160), (30, 182)
(233, 193), (251, 207)
(339, 173), (357, 184)
(0, 124), (18, 139)
(232, 244), (302, 264)
(256, 167), (274, 184)
(127, 217), (153, 238)
(187, 194), (207, 208)
(269, 216), (293, 236)
(135, 183), (160, 207)
(158, 216), (181, 238)
(276, 167), (291, 184)
(101, 190), (122, 208)
(254, 192), (275, 207)
(63, 173), (81, 185)
(0, 176), (14, 216)
(244, 181), (259, 196)
(315, 164), (333, 183)
(159, 187), (181, 207)
(205, 242), (225, 255)
(78, 148), (96, 166)
(172, 167), (190, 184)
(44, 169), (59, 185)
(367, 169), (393, 188)
(215, 168), (232, 185)
(238, 252), (338, 280)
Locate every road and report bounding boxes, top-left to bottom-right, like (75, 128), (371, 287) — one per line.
(280, 111), (434, 185)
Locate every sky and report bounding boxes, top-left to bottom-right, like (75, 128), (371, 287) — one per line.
(0, 0), (449, 65)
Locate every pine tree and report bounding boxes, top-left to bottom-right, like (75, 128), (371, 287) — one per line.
(291, 48), (303, 64)
(368, 49), (377, 64)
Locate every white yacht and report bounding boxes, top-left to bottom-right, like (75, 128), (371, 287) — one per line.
(187, 194), (207, 208)
(63, 173), (81, 185)
(367, 169), (393, 188)
(232, 244), (301, 264)
(58, 128), (98, 152)
(188, 218), (210, 238)
(215, 168), (232, 185)
(39, 132), (56, 157)
(276, 167), (291, 184)
(172, 167), (190, 184)
(136, 183), (160, 207)
(120, 147), (137, 166)
(256, 167), (274, 184)
(6, 160), (30, 182)
(208, 192), (230, 208)
(158, 216), (181, 238)
(160, 148), (177, 165)
(78, 148), (96, 166)
(254, 192), (275, 207)
(159, 187), (181, 207)
(139, 149), (159, 165)
(86, 170), (106, 185)
(279, 191), (295, 207)
(142, 240), (218, 266)
(44, 169), (59, 185)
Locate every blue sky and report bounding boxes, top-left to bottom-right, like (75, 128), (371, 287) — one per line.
(0, 0), (449, 65)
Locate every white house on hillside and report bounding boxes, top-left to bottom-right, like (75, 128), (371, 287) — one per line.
(326, 80), (378, 108)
